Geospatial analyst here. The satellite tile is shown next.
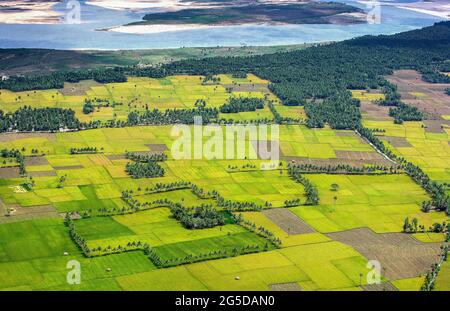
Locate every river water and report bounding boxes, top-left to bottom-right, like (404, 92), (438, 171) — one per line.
(0, 0), (443, 49)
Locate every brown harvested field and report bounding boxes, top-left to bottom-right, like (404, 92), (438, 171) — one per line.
(0, 132), (56, 142)
(334, 150), (393, 165)
(223, 84), (269, 92)
(327, 228), (443, 280)
(145, 144), (168, 152)
(262, 208), (315, 235)
(380, 136), (412, 148)
(269, 283), (302, 291)
(0, 167), (20, 178)
(24, 156), (49, 166)
(0, 204), (60, 224)
(360, 101), (392, 121)
(423, 119), (448, 133)
(59, 80), (101, 96)
(362, 283), (398, 291)
(386, 70), (450, 119)
(28, 171), (56, 177)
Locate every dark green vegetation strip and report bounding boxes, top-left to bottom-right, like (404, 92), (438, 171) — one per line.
(136, 2), (363, 26)
(0, 107), (80, 132)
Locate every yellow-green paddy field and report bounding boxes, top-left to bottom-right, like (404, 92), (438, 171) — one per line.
(0, 74), (448, 291)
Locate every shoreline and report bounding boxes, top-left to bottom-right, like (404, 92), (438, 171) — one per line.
(104, 23), (233, 34)
(104, 16), (368, 35)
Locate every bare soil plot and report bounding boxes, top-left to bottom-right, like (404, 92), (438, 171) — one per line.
(24, 156), (49, 166)
(223, 84), (269, 92)
(0, 132), (56, 142)
(386, 70), (450, 119)
(263, 208), (315, 235)
(423, 120), (448, 133)
(269, 282), (302, 291)
(0, 167), (20, 178)
(0, 204), (59, 224)
(59, 80), (102, 96)
(379, 136), (412, 148)
(145, 144), (168, 152)
(362, 282), (398, 291)
(28, 171), (56, 177)
(360, 101), (392, 121)
(327, 228), (443, 280)
(334, 150), (392, 165)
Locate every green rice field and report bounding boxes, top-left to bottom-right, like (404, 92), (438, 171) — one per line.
(0, 75), (448, 292)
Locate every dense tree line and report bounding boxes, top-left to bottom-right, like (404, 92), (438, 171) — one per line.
(421, 244), (449, 291)
(288, 163), (401, 175)
(70, 147), (99, 154)
(216, 196), (271, 211)
(170, 203), (225, 229)
(127, 107), (218, 125)
(219, 97), (264, 113)
(284, 198), (301, 207)
(0, 107), (80, 132)
(124, 152), (167, 162)
(288, 164), (319, 205)
(0, 67), (127, 92)
(232, 213), (281, 248)
(64, 214), (91, 257)
(143, 181), (191, 193)
(88, 241), (144, 256)
(268, 101), (282, 124)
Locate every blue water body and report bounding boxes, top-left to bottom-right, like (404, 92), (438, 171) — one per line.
(0, 0), (443, 49)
